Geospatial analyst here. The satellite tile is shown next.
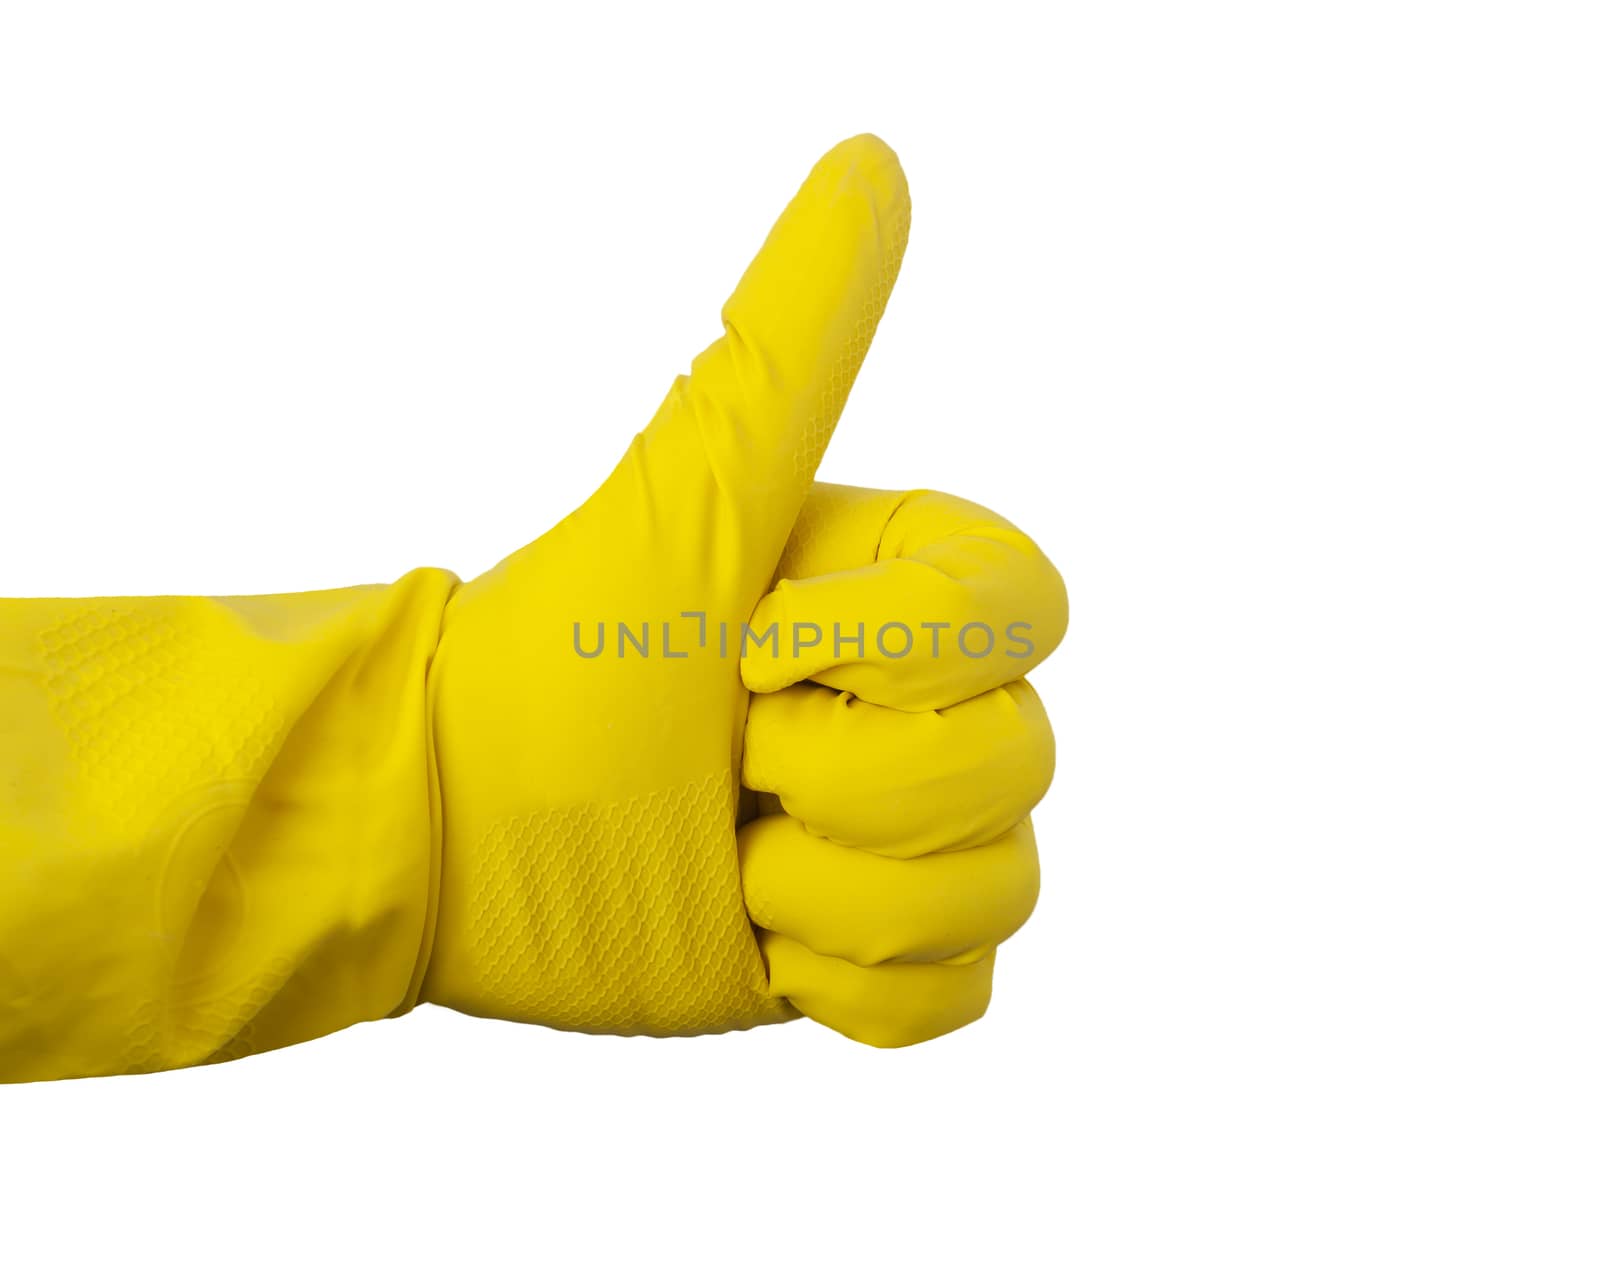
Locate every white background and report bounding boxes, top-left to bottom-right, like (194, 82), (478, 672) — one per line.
(2, 3), (1596, 1266)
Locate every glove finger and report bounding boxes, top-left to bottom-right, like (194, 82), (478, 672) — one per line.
(761, 929), (995, 1048)
(740, 486), (1067, 710)
(743, 679), (1054, 857)
(606, 137), (910, 601)
(741, 813), (1040, 965)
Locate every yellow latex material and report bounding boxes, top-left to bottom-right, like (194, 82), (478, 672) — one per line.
(0, 573), (456, 1080)
(0, 136), (1067, 1081)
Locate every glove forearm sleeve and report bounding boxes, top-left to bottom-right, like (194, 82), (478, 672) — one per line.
(0, 567), (458, 1081)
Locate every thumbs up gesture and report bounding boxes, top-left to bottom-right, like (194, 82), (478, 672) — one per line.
(0, 136), (1065, 1082)
(422, 136), (1067, 1046)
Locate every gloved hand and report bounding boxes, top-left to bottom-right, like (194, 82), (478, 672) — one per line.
(419, 134), (1066, 1046)
(0, 136), (1066, 1082)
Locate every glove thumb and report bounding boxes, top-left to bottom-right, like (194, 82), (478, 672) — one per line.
(595, 134), (911, 606)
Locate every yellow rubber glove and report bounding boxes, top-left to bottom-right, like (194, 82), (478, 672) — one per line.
(0, 136), (1067, 1083)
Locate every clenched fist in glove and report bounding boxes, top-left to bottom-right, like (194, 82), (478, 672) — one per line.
(0, 136), (1066, 1082)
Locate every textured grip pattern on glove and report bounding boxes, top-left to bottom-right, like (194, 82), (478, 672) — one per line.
(463, 773), (789, 1035)
(794, 198), (912, 480)
(38, 604), (286, 830)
